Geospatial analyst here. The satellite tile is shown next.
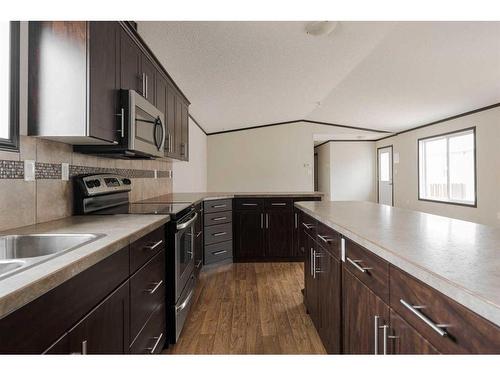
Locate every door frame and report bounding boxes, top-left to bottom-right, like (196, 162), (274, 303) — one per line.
(376, 145), (394, 206)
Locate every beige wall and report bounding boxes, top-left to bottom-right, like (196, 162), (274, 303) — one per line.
(207, 121), (379, 192)
(173, 119), (207, 192)
(376, 106), (500, 227)
(0, 137), (172, 232)
(315, 142), (332, 199)
(331, 142), (376, 202)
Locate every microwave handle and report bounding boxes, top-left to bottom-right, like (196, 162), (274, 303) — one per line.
(116, 108), (125, 138)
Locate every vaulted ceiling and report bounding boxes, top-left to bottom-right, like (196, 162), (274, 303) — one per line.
(138, 21), (500, 134)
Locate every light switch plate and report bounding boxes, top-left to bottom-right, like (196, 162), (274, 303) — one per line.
(24, 160), (35, 181)
(168, 170), (173, 178)
(61, 163), (69, 181)
(154, 169), (158, 179)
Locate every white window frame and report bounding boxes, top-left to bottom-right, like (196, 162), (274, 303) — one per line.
(418, 127), (476, 207)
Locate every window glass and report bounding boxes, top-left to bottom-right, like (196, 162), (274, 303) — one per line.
(419, 129), (475, 205)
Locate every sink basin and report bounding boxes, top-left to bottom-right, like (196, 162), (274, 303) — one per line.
(0, 233), (104, 280)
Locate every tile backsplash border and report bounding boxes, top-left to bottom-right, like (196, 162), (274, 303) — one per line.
(0, 136), (174, 232)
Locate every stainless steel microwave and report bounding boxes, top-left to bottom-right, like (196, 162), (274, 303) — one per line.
(75, 90), (165, 159)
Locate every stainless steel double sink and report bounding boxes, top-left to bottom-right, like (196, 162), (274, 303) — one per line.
(0, 233), (104, 280)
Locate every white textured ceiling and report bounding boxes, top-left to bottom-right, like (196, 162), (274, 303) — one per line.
(138, 21), (500, 134)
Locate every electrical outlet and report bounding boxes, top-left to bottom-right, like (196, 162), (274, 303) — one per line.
(61, 163), (69, 181)
(24, 160), (35, 181)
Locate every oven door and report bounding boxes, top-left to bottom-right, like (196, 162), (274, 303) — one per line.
(175, 210), (197, 301)
(127, 90), (165, 158)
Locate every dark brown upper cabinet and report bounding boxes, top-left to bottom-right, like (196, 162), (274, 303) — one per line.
(28, 21), (190, 160)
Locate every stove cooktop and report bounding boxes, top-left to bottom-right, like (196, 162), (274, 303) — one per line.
(91, 202), (193, 219)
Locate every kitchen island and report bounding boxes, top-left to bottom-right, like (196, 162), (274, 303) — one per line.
(295, 200), (500, 354)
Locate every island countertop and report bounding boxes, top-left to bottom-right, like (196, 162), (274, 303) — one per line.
(0, 214), (169, 320)
(295, 200), (500, 327)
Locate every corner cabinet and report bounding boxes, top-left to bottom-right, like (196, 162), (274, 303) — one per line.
(28, 21), (190, 161)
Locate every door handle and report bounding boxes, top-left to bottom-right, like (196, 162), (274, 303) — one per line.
(294, 213), (298, 228)
(400, 299), (448, 337)
(266, 213), (269, 229)
(346, 257), (373, 273)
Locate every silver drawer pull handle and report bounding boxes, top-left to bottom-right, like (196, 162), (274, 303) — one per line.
(302, 222), (314, 229)
(213, 232), (227, 237)
(213, 250), (227, 255)
(317, 234), (333, 243)
(146, 333), (163, 354)
(346, 257), (373, 273)
(212, 216), (227, 221)
(195, 260), (202, 268)
(145, 280), (163, 294)
(81, 340), (88, 355)
(271, 203), (286, 206)
(145, 240), (163, 250)
(400, 299), (448, 337)
(374, 315), (379, 354)
(196, 231), (202, 238)
(242, 203), (257, 206)
(212, 204), (226, 208)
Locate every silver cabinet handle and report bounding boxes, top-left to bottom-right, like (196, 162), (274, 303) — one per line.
(81, 340), (88, 355)
(317, 234), (333, 243)
(261, 213), (263, 229)
(312, 249), (316, 279)
(271, 203), (286, 206)
(146, 333), (163, 354)
(382, 324), (389, 355)
(213, 250), (227, 255)
(212, 204), (226, 208)
(195, 260), (202, 268)
(294, 213), (298, 229)
(116, 108), (125, 138)
(212, 232), (227, 237)
(310, 248), (314, 277)
(346, 257), (373, 273)
(145, 280), (163, 294)
(302, 222), (314, 229)
(266, 213), (269, 229)
(196, 231), (202, 238)
(142, 72), (146, 97)
(212, 216), (227, 221)
(242, 203), (257, 206)
(374, 315), (380, 354)
(400, 299), (448, 337)
(145, 240), (163, 251)
(145, 74), (148, 99)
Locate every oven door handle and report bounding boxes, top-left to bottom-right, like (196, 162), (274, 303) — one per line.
(176, 288), (195, 313)
(176, 212), (198, 231)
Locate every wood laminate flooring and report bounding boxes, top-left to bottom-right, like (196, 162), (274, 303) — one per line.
(166, 262), (326, 354)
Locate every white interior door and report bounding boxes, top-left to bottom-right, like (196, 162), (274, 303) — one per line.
(378, 147), (393, 206)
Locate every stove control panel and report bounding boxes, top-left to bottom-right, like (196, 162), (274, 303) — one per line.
(77, 174), (132, 197)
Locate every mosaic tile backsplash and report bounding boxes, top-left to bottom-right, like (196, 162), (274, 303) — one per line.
(0, 136), (174, 232)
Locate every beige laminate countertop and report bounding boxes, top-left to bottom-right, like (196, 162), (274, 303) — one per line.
(139, 191), (324, 205)
(0, 214), (169, 319)
(295, 201), (500, 327)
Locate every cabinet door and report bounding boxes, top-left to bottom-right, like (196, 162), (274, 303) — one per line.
(141, 55), (156, 104)
(292, 209), (302, 258)
(155, 72), (168, 151)
(194, 204), (204, 277)
(233, 210), (265, 260)
(343, 269), (390, 354)
(318, 249), (342, 354)
(388, 310), (440, 354)
(174, 95), (184, 159)
(165, 84), (176, 157)
(265, 210), (294, 258)
(120, 29), (142, 93)
(68, 281), (130, 354)
(88, 21), (120, 143)
(304, 234), (320, 329)
(180, 101), (189, 160)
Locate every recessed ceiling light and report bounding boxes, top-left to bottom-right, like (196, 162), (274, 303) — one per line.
(305, 21), (338, 36)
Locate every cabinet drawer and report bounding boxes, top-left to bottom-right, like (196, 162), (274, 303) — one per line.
(204, 222), (233, 245)
(130, 250), (165, 342)
(234, 198), (264, 210)
(130, 226), (165, 274)
(205, 241), (233, 265)
(315, 221), (341, 260)
(344, 239), (389, 302)
(390, 266), (500, 354)
(130, 304), (166, 354)
(264, 198), (293, 210)
(204, 211), (232, 227)
(204, 199), (232, 213)
(299, 211), (317, 238)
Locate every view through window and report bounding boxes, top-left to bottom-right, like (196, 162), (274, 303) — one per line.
(418, 128), (476, 205)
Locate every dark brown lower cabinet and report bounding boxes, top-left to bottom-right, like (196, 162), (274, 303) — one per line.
(193, 203), (204, 277)
(234, 209), (265, 260)
(387, 310), (439, 354)
(304, 234), (320, 329)
(342, 268), (390, 354)
(266, 210), (294, 258)
(46, 281), (130, 354)
(317, 247), (342, 354)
